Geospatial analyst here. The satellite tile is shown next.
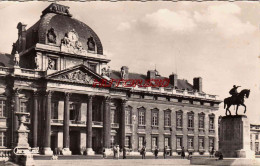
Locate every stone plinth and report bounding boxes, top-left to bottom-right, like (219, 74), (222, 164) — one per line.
(219, 115), (254, 158)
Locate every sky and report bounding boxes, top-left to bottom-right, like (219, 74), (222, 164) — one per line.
(0, 1), (259, 122)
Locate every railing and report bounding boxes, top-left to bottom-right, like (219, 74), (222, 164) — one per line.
(0, 149), (12, 158)
(70, 120), (86, 125)
(0, 66), (11, 73)
(93, 121), (103, 126)
(188, 91), (195, 95)
(51, 119), (63, 124)
(176, 89), (184, 94)
(111, 123), (119, 128)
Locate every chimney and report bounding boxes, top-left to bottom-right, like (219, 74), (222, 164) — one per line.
(121, 66), (129, 79)
(147, 70), (156, 80)
(17, 22), (27, 52)
(193, 77), (202, 92)
(169, 73), (178, 88)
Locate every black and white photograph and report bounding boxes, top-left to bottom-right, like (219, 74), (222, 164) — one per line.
(0, 1), (259, 165)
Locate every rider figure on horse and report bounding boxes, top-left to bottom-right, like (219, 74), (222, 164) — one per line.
(229, 85), (241, 99)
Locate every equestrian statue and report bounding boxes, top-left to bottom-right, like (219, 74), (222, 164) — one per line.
(224, 85), (250, 116)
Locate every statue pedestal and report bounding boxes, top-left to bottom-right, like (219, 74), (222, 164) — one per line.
(219, 115), (254, 158)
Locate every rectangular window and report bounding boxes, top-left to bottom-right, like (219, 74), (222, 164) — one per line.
(125, 110), (131, 125)
(209, 138), (214, 150)
(111, 135), (115, 148)
(176, 113), (183, 128)
(164, 112), (171, 127)
(138, 111), (145, 126)
(151, 137), (158, 150)
(177, 137), (182, 149)
(164, 137), (170, 148)
(0, 132), (6, 147)
(256, 135), (259, 140)
(20, 101), (27, 113)
(125, 136), (131, 148)
(0, 100), (6, 117)
(199, 137), (204, 149)
(51, 102), (58, 119)
(199, 115), (204, 129)
(209, 117), (215, 130)
(188, 114), (194, 128)
(256, 143), (259, 152)
(70, 103), (79, 121)
(188, 137), (194, 149)
(138, 136), (145, 149)
(152, 112), (158, 126)
(111, 109), (115, 124)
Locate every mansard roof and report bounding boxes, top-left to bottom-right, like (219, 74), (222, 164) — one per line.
(0, 53), (14, 67)
(110, 70), (194, 91)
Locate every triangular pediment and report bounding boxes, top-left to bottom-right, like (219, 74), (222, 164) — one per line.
(46, 64), (105, 84)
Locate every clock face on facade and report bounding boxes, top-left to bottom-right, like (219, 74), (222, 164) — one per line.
(67, 30), (78, 42)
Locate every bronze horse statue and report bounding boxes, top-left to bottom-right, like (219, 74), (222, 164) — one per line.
(224, 89), (250, 116)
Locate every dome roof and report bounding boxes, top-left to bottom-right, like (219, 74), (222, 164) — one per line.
(25, 3), (103, 54)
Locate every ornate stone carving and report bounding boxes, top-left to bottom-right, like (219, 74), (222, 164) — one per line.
(61, 29), (87, 55)
(101, 66), (111, 77)
(43, 3), (72, 17)
(14, 51), (20, 67)
(47, 58), (56, 70)
(87, 37), (95, 52)
(55, 70), (94, 84)
(47, 27), (57, 44)
(121, 67), (126, 79)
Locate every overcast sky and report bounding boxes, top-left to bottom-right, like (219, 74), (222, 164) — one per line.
(0, 1), (259, 122)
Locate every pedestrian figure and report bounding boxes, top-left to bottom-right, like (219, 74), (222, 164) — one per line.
(113, 145), (116, 159)
(154, 146), (159, 159)
(116, 145), (120, 159)
(163, 146), (167, 159)
(210, 147), (215, 158)
(102, 148), (106, 159)
(123, 146), (127, 159)
(218, 152), (223, 160)
(141, 146), (146, 159)
(181, 147), (185, 159)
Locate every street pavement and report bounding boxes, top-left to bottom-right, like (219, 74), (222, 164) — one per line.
(34, 159), (191, 166)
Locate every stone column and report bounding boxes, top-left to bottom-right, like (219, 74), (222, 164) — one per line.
(32, 91), (38, 148)
(86, 95), (95, 155)
(43, 91), (53, 155)
(62, 92), (71, 155)
(120, 99), (127, 149)
(13, 88), (20, 147)
(103, 96), (111, 154)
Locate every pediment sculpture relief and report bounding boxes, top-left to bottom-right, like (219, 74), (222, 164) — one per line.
(55, 70), (94, 84)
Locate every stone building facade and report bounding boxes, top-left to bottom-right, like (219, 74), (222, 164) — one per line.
(250, 124), (260, 155)
(0, 3), (221, 156)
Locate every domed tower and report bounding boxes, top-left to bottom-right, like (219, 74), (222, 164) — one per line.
(12, 3), (110, 75)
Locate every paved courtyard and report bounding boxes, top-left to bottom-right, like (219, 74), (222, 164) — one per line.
(34, 159), (191, 166)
